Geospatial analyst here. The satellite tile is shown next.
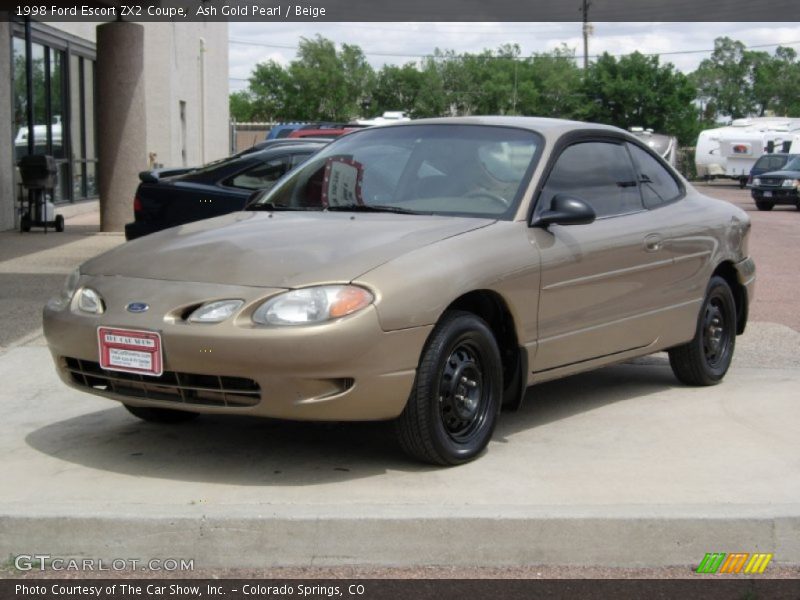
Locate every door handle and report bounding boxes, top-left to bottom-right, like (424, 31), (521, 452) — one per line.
(643, 234), (663, 252)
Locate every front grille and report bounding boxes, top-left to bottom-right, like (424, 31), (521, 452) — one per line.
(760, 177), (784, 187)
(63, 357), (260, 407)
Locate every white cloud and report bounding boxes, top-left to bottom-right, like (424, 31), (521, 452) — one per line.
(228, 21), (800, 90)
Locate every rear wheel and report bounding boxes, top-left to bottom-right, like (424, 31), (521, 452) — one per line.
(668, 276), (736, 386)
(54, 214), (65, 232)
(755, 200), (774, 211)
(395, 311), (502, 466)
(20, 214), (31, 232)
(123, 404), (199, 424)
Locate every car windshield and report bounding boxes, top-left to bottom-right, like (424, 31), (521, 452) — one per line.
(782, 157), (800, 171)
(251, 124), (541, 219)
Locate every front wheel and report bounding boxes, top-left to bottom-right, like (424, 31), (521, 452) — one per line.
(668, 276), (736, 386)
(124, 404), (199, 424)
(395, 311), (502, 466)
(755, 200), (774, 211)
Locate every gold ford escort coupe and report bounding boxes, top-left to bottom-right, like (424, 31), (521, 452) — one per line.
(43, 117), (756, 465)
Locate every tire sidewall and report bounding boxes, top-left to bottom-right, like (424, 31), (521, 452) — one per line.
(419, 314), (502, 463)
(695, 277), (736, 381)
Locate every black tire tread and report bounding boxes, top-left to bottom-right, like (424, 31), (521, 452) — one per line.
(395, 310), (499, 466)
(668, 276), (736, 386)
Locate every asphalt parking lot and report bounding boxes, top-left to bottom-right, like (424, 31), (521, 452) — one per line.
(0, 184), (798, 575)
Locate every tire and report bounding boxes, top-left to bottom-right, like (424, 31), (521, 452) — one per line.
(20, 214), (31, 232)
(738, 177), (747, 189)
(54, 214), (65, 232)
(668, 276), (736, 386)
(395, 310), (502, 466)
(755, 200), (774, 211)
(123, 404), (199, 424)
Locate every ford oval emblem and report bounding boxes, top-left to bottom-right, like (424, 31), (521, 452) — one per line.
(126, 302), (149, 313)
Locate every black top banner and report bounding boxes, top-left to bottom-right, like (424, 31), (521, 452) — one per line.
(3, 0), (800, 22)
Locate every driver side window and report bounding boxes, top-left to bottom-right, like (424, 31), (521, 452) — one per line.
(541, 141), (643, 218)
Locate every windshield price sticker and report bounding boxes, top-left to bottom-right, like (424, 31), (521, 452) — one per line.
(98, 327), (163, 377)
(322, 157), (364, 207)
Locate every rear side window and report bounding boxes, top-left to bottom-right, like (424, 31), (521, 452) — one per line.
(226, 157), (292, 190)
(541, 141), (642, 218)
(627, 144), (682, 209)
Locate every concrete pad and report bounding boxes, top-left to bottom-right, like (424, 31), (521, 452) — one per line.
(1, 328), (798, 568)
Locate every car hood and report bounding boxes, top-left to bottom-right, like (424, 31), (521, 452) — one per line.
(83, 211), (495, 288)
(759, 169), (800, 178)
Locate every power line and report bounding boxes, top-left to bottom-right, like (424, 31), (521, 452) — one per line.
(229, 37), (800, 62)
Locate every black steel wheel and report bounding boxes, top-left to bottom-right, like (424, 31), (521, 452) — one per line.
(395, 310), (502, 465)
(123, 404), (199, 424)
(755, 200), (774, 211)
(668, 276), (736, 386)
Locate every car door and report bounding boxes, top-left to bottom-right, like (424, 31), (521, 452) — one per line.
(530, 138), (674, 372)
(626, 142), (716, 338)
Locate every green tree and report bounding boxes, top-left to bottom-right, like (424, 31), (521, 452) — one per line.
(229, 90), (256, 122)
(371, 63), (427, 116)
(283, 35), (374, 121)
(247, 60), (291, 121)
(692, 37), (758, 120)
(583, 51), (699, 144)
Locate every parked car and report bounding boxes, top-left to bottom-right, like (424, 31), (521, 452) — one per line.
(44, 117), (755, 466)
(265, 122), (307, 140)
(125, 140), (327, 240)
(287, 123), (366, 140)
(748, 154), (800, 210)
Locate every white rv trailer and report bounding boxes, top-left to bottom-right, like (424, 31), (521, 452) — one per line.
(695, 117), (800, 185)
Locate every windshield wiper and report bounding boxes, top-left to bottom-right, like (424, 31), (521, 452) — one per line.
(247, 202), (322, 211)
(325, 204), (423, 215)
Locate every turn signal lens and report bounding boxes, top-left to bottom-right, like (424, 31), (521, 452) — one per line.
(78, 288), (105, 314)
(188, 300), (244, 323)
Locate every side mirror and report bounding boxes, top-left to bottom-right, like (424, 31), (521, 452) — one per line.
(531, 194), (596, 228)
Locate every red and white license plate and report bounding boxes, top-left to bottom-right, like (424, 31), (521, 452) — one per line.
(97, 327), (163, 376)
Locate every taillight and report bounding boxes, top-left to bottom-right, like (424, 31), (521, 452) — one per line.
(133, 196), (142, 212)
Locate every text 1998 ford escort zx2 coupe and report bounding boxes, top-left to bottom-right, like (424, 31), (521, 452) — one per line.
(44, 117), (755, 465)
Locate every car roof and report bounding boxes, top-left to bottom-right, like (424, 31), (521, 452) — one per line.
(376, 116), (626, 141)
(246, 138), (330, 153)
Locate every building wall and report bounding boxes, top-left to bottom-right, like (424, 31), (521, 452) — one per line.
(0, 22), (14, 231)
(143, 22), (228, 170)
(0, 20), (229, 231)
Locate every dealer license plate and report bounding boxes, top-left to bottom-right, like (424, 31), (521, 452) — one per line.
(98, 327), (163, 376)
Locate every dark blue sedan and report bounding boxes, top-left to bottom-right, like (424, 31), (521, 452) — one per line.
(125, 139), (327, 240)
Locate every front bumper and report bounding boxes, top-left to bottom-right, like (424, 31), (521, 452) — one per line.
(43, 275), (431, 421)
(750, 187), (799, 205)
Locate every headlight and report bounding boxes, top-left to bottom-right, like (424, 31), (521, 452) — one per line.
(187, 299), (244, 323)
(752, 177), (761, 186)
(252, 285), (374, 326)
(78, 288), (105, 314)
(781, 179), (796, 188)
(46, 268), (81, 311)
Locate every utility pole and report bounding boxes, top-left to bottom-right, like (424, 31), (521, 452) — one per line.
(580, 0), (592, 70)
